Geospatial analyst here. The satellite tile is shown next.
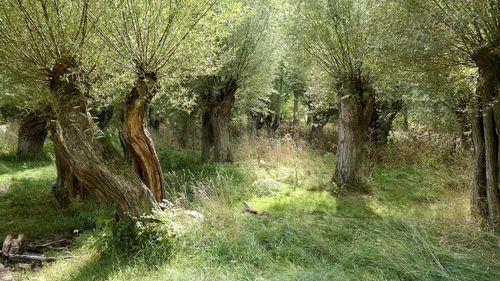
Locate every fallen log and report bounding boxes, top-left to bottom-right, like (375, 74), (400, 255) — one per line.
(1, 251), (71, 263)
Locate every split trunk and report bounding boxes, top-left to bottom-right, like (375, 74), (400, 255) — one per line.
(121, 75), (165, 203)
(470, 49), (500, 227)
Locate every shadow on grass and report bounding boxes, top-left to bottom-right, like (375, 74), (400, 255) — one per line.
(61, 251), (125, 281)
(0, 164), (99, 240)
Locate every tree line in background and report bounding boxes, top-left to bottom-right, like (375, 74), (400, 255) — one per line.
(0, 0), (498, 239)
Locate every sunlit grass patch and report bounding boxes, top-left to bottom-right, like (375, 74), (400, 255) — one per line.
(4, 137), (499, 281)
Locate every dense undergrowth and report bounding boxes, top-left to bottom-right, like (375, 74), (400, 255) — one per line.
(0, 130), (498, 280)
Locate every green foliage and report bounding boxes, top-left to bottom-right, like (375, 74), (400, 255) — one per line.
(0, 1), (100, 81)
(117, 210), (184, 265)
(295, 0), (373, 81)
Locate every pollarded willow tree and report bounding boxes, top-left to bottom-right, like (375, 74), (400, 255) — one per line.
(397, 0), (500, 226)
(98, 0), (226, 202)
(0, 69), (51, 160)
(199, 0), (279, 162)
(296, 0), (375, 190)
(0, 0), (159, 220)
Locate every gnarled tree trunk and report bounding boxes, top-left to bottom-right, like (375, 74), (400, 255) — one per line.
(121, 74), (165, 203)
(17, 113), (48, 159)
(51, 125), (86, 208)
(470, 49), (500, 226)
(49, 59), (158, 219)
(333, 77), (374, 190)
(201, 80), (237, 163)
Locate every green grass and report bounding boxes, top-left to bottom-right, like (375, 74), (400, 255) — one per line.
(0, 156), (102, 240)
(0, 142), (498, 281)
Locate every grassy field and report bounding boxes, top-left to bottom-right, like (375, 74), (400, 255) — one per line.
(0, 136), (499, 281)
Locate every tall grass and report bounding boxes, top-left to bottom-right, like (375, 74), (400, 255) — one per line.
(1, 127), (496, 281)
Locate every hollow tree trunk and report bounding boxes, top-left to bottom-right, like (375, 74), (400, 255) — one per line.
(470, 51), (500, 226)
(333, 79), (374, 190)
(121, 74), (165, 203)
(17, 114), (48, 159)
(201, 80), (237, 163)
(49, 60), (158, 219)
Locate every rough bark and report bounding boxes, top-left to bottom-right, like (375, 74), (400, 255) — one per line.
(51, 124), (84, 208)
(16, 114), (48, 159)
(470, 48), (500, 226)
(333, 77), (374, 190)
(201, 80), (237, 162)
(49, 59), (158, 219)
(121, 73), (165, 203)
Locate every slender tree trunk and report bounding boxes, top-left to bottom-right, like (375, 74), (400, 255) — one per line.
(333, 78), (374, 190)
(16, 114), (48, 159)
(49, 60), (158, 219)
(121, 75), (165, 203)
(470, 50), (500, 226)
(201, 80), (237, 163)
